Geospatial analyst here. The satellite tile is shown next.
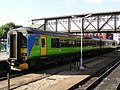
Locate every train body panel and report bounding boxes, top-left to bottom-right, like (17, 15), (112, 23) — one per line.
(46, 36), (80, 56)
(27, 34), (41, 60)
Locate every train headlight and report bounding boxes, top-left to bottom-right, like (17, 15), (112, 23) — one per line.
(11, 62), (15, 66)
(22, 53), (27, 56)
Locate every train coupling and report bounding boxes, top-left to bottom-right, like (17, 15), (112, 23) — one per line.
(11, 63), (28, 71)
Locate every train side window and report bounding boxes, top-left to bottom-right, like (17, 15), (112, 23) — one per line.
(76, 40), (79, 46)
(65, 39), (69, 47)
(51, 38), (54, 48)
(69, 40), (72, 46)
(35, 38), (39, 45)
(83, 40), (85, 46)
(56, 39), (60, 47)
(51, 38), (59, 48)
(69, 40), (76, 47)
(59, 39), (69, 47)
(41, 38), (45, 47)
(60, 39), (64, 47)
(72, 40), (75, 46)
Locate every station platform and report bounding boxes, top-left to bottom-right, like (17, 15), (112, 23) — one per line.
(44, 52), (119, 90)
(0, 52), (8, 61)
(1, 52), (119, 90)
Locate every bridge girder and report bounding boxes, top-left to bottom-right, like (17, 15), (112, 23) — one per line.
(31, 11), (120, 33)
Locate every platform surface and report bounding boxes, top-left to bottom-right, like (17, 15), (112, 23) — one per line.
(4, 52), (119, 90)
(0, 52), (8, 61)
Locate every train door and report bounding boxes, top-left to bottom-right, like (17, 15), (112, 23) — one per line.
(8, 31), (18, 59)
(10, 34), (17, 59)
(41, 36), (46, 56)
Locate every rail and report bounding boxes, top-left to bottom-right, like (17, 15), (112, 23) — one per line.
(85, 58), (120, 90)
(68, 57), (120, 90)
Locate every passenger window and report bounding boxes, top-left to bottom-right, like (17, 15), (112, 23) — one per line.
(35, 38), (39, 45)
(60, 40), (64, 47)
(41, 38), (45, 47)
(51, 38), (59, 48)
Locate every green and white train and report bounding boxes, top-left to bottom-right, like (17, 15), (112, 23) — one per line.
(6, 27), (115, 70)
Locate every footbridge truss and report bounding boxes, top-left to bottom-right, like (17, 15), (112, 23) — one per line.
(31, 11), (120, 33)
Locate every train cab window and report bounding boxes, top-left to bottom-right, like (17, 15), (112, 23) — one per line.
(41, 39), (45, 47)
(21, 36), (27, 47)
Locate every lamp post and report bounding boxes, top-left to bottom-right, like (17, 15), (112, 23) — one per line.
(71, 14), (92, 70)
(80, 14), (92, 70)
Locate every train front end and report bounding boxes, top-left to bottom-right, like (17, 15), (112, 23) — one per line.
(7, 28), (28, 70)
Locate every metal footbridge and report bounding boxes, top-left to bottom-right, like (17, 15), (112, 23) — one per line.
(31, 11), (120, 33)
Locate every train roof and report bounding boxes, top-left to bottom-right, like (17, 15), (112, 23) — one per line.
(9, 27), (94, 39)
(8, 27), (115, 42)
(91, 38), (100, 41)
(91, 38), (115, 42)
(10, 27), (95, 39)
(8, 27), (71, 37)
(100, 38), (115, 42)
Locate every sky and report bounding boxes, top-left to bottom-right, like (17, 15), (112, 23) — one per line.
(0, 0), (120, 26)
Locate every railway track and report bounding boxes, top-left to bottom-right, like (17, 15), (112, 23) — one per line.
(68, 57), (120, 90)
(0, 52), (119, 89)
(0, 70), (31, 81)
(0, 59), (32, 82)
(0, 64), (71, 90)
(0, 56), (102, 82)
(0, 56), (103, 89)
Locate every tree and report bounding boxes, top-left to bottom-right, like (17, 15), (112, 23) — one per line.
(0, 22), (23, 39)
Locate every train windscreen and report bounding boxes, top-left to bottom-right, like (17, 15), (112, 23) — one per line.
(10, 34), (17, 58)
(21, 35), (27, 47)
